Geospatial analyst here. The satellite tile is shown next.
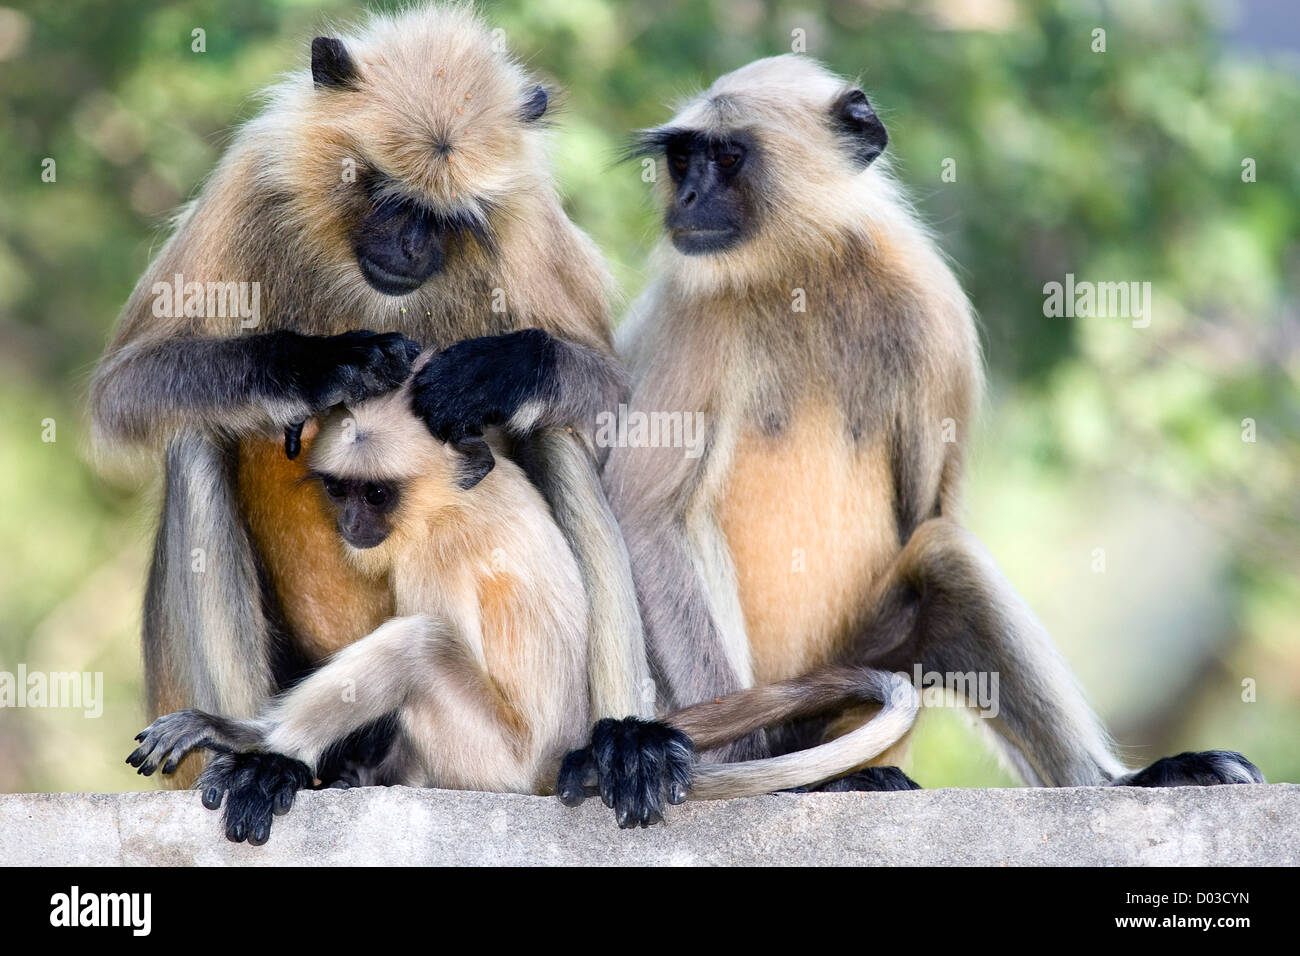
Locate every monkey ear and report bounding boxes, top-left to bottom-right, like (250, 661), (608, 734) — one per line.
(451, 437), (496, 490)
(312, 37), (357, 90)
(832, 89), (888, 168)
(521, 85), (549, 122)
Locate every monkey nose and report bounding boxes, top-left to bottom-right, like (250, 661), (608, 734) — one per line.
(679, 190), (697, 208)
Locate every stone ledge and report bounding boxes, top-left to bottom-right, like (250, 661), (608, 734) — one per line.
(1, 784), (1295, 866)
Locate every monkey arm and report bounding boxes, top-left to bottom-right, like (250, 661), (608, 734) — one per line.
(625, 516), (753, 714)
(515, 428), (653, 721)
(90, 329), (419, 449)
(602, 431), (756, 730)
(129, 613), (545, 845)
(214, 611), (546, 785)
(507, 334), (629, 439)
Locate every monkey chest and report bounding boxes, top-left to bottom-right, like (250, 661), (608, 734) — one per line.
(716, 401), (898, 685)
(236, 429), (393, 662)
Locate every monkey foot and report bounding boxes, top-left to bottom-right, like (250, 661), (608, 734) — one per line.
(793, 766), (922, 793)
(198, 751), (313, 846)
(127, 709), (217, 777)
(1113, 750), (1264, 787)
(557, 717), (695, 829)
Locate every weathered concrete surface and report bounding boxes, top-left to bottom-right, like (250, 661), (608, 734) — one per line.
(0, 784), (1295, 866)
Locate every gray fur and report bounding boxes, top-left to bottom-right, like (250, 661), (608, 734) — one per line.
(145, 431), (274, 719)
(604, 55), (1142, 794)
(91, 5), (645, 757)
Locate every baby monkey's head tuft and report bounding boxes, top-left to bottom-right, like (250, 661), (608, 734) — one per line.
(309, 349), (496, 552)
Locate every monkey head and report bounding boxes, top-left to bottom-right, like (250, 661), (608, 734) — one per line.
(278, 6), (553, 296)
(308, 354), (497, 561)
(629, 55), (890, 290)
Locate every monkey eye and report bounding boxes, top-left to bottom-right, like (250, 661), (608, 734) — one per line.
(322, 477), (347, 499)
(667, 150), (689, 173)
(363, 483), (391, 508)
(714, 149), (743, 170)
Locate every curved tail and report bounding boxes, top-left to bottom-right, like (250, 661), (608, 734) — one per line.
(673, 666), (919, 800)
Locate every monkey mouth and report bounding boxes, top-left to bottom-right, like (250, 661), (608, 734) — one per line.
(669, 227), (743, 255)
(357, 255), (429, 296)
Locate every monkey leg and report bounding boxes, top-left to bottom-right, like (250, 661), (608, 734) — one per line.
(126, 617), (433, 846)
(202, 613), (549, 843)
(143, 431), (278, 789)
(861, 518), (1263, 788)
(126, 707), (311, 845)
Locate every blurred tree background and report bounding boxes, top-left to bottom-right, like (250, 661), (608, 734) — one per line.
(0, 0), (1296, 793)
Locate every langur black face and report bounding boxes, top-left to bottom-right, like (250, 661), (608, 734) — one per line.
(352, 191), (446, 296)
(310, 36), (517, 297)
(661, 131), (758, 255)
(318, 475), (401, 549)
(352, 184), (495, 296)
(646, 87), (887, 257)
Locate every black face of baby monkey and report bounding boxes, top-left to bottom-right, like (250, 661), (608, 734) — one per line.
(319, 476), (401, 548)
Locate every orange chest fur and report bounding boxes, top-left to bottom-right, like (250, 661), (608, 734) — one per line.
(716, 402), (899, 685)
(235, 430), (393, 663)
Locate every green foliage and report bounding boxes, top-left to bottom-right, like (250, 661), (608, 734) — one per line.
(0, 0), (1296, 792)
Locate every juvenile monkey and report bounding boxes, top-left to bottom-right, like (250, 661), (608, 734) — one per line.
(561, 56), (1263, 826)
(129, 358), (919, 840)
(91, 4), (649, 789)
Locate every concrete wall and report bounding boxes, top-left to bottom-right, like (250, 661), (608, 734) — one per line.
(2, 784), (1295, 866)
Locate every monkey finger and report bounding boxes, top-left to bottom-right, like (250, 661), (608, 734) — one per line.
(556, 747), (594, 807)
(125, 746), (154, 773)
(589, 719), (622, 809)
(397, 335), (423, 363)
(272, 783), (297, 816)
(159, 743), (197, 776)
(621, 741), (661, 829)
(664, 729), (695, 805)
(127, 721), (168, 770)
(223, 786), (272, 844)
(284, 421), (305, 460)
(247, 820), (273, 847)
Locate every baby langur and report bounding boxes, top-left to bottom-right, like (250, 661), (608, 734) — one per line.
(129, 354), (919, 840)
(128, 360), (586, 842)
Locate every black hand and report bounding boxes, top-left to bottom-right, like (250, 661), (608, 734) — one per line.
(556, 717), (695, 828)
(1118, 750), (1264, 787)
(198, 751), (313, 846)
(410, 328), (558, 443)
(270, 329), (422, 413)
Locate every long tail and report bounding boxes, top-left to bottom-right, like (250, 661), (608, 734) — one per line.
(672, 665), (918, 800)
(562, 664), (919, 802)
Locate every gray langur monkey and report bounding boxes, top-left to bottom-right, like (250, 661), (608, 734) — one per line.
(91, 4), (652, 790)
(558, 55), (1264, 827)
(128, 353), (920, 840)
